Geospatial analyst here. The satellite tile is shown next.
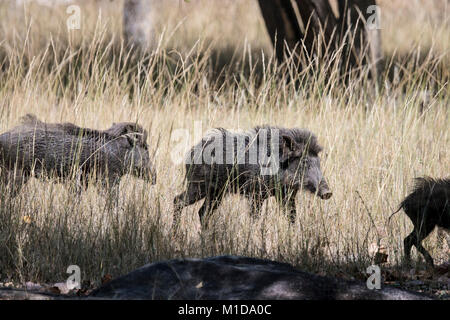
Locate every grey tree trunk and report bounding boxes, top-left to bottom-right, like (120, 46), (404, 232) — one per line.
(123, 0), (155, 50)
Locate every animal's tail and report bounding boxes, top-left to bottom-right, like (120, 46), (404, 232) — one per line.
(388, 206), (403, 222)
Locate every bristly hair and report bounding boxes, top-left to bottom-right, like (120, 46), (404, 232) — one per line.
(105, 123), (148, 144)
(19, 114), (147, 143)
(410, 176), (450, 195)
(254, 125), (323, 155)
(389, 176), (450, 220)
(400, 176), (450, 208)
(19, 113), (105, 138)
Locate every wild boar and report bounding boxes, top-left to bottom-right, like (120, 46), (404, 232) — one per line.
(0, 114), (156, 196)
(173, 125), (332, 229)
(390, 177), (450, 267)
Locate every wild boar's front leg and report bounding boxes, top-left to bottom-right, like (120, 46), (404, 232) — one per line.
(68, 172), (88, 196)
(285, 197), (297, 224)
(246, 194), (264, 219)
(98, 175), (121, 203)
(173, 182), (207, 231)
(276, 188), (298, 224)
(198, 189), (223, 229)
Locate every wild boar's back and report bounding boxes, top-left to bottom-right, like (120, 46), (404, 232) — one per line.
(401, 177), (450, 226)
(0, 116), (120, 178)
(185, 128), (270, 180)
(184, 126), (322, 174)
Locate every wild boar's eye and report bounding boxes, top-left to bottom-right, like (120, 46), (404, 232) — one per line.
(301, 157), (310, 167)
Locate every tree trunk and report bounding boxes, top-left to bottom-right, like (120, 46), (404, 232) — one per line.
(123, 0), (155, 50)
(337, 0), (382, 77)
(257, 0), (304, 62)
(258, 0), (382, 77)
(293, 0), (339, 53)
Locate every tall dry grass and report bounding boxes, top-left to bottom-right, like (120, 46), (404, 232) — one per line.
(0, 0), (448, 286)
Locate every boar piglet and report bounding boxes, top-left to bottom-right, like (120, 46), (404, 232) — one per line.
(173, 125), (332, 229)
(0, 114), (156, 196)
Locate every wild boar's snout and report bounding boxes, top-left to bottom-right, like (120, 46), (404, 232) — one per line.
(301, 156), (331, 200)
(126, 149), (156, 184)
(318, 179), (332, 200)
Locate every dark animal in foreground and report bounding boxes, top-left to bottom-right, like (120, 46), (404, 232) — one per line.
(90, 255), (431, 300)
(173, 126), (332, 229)
(0, 114), (156, 196)
(390, 177), (450, 267)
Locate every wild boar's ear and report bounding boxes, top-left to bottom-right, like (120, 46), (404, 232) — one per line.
(126, 124), (147, 146)
(106, 122), (148, 148)
(279, 134), (297, 164)
(124, 132), (146, 146)
(125, 132), (143, 146)
(108, 123), (140, 138)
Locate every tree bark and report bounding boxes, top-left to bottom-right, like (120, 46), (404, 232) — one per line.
(293, 0), (339, 54)
(257, 0), (304, 62)
(337, 0), (382, 76)
(258, 0), (382, 76)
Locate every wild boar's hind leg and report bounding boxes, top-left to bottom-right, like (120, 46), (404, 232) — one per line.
(404, 225), (435, 267)
(275, 188), (298, 224)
